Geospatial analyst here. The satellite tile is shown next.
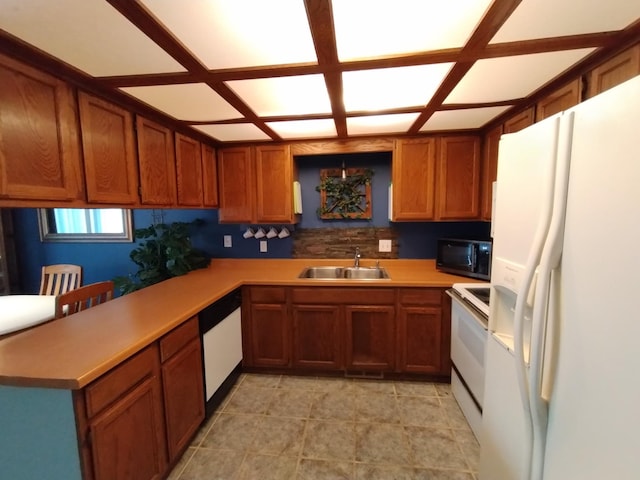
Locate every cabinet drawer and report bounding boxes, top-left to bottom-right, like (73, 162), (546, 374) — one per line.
(159, 317), (199, 362)
(398, 288), (443, 306)
(249, 286), (286, 303)
(85, 344), (159, 418)
(291, 287), (395, 305)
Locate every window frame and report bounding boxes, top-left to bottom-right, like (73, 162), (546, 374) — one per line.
(38, 208), (134, 243)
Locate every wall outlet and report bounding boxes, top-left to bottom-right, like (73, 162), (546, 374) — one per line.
(379, 239), (392, 252)
(223, 235), (232, 248)
(259, 240), (268, 253)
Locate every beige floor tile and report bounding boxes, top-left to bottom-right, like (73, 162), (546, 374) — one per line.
(310, 390), (356, 421)
(251, 417), (307, 457)
(166, 447), (196, 480)
(179, 448), (245, 480)
(354, 463), (417, 479)
(302, 420), (356, 461)
(394, 381), (439, 397)
(312, 376), (356, 393)
(298, 458), (354, 479)
(236, 453), (298, 480)
(397, 396), (449, 428)
(267, 388), (317, 418)
(440, 398), (472, 430)
(453, 428), (480, 472)
(356, 423), (412, 465)
(200, 413), (261, 451)
(351, 379), (396, 395)
(355, 392), (401, 424)
(406, 427), (468, 470)
(240, 373), (282, 388)
(223, 385), (276, 414)
(435, 383), (453, 398)
(278, 375), (322, 390)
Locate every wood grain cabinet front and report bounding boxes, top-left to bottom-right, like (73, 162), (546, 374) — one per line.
(77, 91), (139, 204)
(136, 116), (177, 206)
(480, 125), (502, 221)
(535, 79), (582, 122)
(292, 304), (342, 370)
(201, 143), (219, 207)
(175, 133), (204, 207)
(587, 44), (640, 98)
(0, 53), (83, 202)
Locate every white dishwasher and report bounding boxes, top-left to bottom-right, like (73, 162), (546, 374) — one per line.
(199, 288), (243, 416)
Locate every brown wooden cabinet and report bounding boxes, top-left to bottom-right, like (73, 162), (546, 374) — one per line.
(391, 138), (437, 221)
(78, 91), (139, 204)
(175, 133), (204, 207)
(292, 304), (342, 369)
(219, 145), (296, 223)
(536, 79), (582, 121)
(345, 305), (396, 371)
(588, 44), (640, 98)
(136, 116), (177, 206)
(480, 125), (502, 221)
(201, 143), (219, 207)
(436, 136), (481, 220)
(0, 53), (82, 202)
(396, 288), (450, 376)
(159, 317), (204, 462)
(242, 286), (290, 367)
(503, 107), (534, 134)
(80, 344), (168, 480)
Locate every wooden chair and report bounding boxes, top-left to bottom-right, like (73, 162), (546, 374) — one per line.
(39, 264), (83, 296)
(54, 281), (114, 319)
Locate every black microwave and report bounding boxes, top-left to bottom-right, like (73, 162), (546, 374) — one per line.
(436, 238), (492, 280)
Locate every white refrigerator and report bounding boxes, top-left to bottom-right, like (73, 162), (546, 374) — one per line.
(480, 75), (640, 480)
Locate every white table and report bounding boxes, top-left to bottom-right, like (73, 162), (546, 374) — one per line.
(0, 295), (57, 335)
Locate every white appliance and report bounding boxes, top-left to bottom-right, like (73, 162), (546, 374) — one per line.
(449, 283), (490, 439)
(480, 75), (640, 480)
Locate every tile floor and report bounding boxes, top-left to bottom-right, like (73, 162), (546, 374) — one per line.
(168, 374), (479, 480)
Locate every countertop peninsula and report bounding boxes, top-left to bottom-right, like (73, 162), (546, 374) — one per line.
(0, 258), (477, 390)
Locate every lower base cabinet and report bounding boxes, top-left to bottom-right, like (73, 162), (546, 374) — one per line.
(76, 317), (204, 480)
(243, 286), (450, 377)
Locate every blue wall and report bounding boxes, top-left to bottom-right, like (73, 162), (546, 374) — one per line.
(10, 151), (490, 293)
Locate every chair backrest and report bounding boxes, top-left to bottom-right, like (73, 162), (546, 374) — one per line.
(40, 264), (83, 296)
(54, 281), (114, 319)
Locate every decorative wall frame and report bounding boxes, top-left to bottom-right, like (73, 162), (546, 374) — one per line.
(315, 168), (373, 219)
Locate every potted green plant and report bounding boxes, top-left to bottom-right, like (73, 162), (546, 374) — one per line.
(114, 220), (210, 295)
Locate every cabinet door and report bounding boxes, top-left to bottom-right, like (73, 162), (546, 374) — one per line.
(345, 305), (395, 371)
(436, 136), (481, 220)
(397, 306), (444, 374)
(503, 107), (534, 133)
(78, 91), (139, 204)
(588, 45), (640, 98)
(89, 376), (167, 480)
(535, 79), (581, 122)
(392, 138), (437, 220)
(175, 133), (203, 206)
(136, 116), (177, 205)
(161, 337), (205, 461)
(255, 145), (294, 223)
(218, 147), (254, 223)
(201, 144), (219, 207)
(0, 53), (82, 201)
(246, 303), (290, 367)
(292, 304), (342, 370)
(480, 125), (502, 220)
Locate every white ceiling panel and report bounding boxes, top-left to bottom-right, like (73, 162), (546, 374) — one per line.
(421, 106), (511, 132)
(120, 83), (240, 121)
(343, 64), (453, 112)
(191, 124), (270, 142)
(141, 0), (317, 69)
(266, 119), (337, 139)
(492, 0), (640, 43)
(0, 0), (184, 76)
(445, 49), (595, 104)
(347, 113), (420, 136)
(227, 74), (332, 117)
(332, 0), (493, 61)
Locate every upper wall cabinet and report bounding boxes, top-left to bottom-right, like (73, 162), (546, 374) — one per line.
(480, 125), (502, 221)
(503, 107), (534, 134)
(436, 136), (481, 220)
(392, 138), (437, 221)
(536, 79), (582, 122)
(201, 144), (219, 208)
(218, 145), (297, 224)
(78, 92), (139, 204)
(136, 116), (177, 206)
(0, 53), (83, 202)
(587, 44), (640, 98)
(175, 133), (203, 207)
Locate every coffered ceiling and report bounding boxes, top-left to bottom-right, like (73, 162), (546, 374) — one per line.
(0, 0), (638, 144)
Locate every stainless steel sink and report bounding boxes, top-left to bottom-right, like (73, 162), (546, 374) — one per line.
(298, 266), (390, 280)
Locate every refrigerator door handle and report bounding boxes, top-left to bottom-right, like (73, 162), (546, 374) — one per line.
(528, 112), (575, 480)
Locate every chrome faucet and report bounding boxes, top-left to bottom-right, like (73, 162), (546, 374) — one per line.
(354, 246), (361, 268)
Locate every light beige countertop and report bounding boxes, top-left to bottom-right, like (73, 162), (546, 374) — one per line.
(0, 259), (477, 390)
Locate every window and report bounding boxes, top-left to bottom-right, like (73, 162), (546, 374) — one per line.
(38, 208), (133, 242)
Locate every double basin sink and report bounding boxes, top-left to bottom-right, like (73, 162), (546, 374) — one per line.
(298, 266), (390, 280)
